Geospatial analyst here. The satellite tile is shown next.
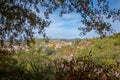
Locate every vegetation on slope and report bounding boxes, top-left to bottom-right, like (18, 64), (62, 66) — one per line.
(0, 33), (120, 80)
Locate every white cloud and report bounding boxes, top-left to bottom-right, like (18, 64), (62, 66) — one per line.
(45, 13), (100, 39)
(44, 13), (82, 39)
(44, 1), (120, 39)
(45, 25), (80, 39)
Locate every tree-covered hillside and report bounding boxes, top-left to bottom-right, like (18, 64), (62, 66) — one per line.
(0, 33), (120, 80)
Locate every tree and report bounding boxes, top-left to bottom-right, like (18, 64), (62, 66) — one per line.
(0, 0), (120, 47)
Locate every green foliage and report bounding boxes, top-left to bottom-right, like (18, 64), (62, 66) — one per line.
(15, 42), (56, 80)
(44, 47), (56, 55)
(0, 50), (25, 80)
(1, 33), (120, 80)
(76, 33), (120, 79)
(1, 0), (120, 47)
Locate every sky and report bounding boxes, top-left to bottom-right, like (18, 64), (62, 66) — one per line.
(42, 0), (120, 39)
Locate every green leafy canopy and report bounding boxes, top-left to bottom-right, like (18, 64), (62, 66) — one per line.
(0, 0), (120, 46)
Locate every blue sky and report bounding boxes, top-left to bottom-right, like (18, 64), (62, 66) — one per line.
(42, 0), (120, 39)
